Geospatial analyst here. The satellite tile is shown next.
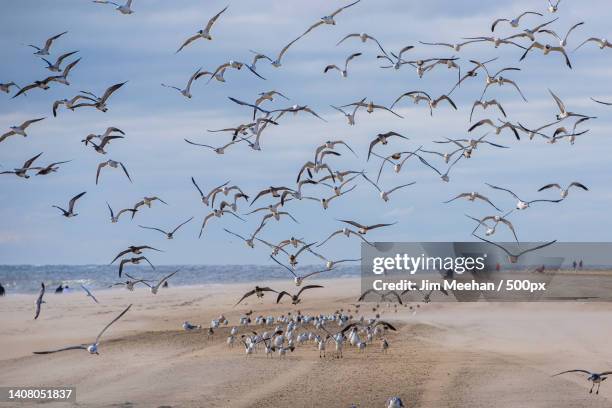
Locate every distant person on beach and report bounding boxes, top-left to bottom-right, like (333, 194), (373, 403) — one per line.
(579, 260), (583, 269)
(55, 284), (69, 294)
(572, 261), (577, 271)
(162, 281), (169, 288)
(0, 282), (5, 296)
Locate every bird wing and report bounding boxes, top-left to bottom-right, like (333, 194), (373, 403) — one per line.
(100, 81), (127, 103)
(172, 217), (194, 234)
(95, 304), (133, 344)
(205, 5), (228, 32)
(68, 191), (86, 213)
(34, 345), (87, 355)
(118, 162), (132, 182)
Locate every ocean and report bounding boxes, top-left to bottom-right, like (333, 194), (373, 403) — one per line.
(0, 264), (360, 294)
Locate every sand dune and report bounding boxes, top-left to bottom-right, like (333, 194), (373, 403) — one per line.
(1, 278), (611, 407)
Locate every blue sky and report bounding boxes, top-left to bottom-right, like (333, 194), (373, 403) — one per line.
(1, 0), (611, 265)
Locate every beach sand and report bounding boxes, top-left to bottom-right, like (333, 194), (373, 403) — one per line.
(1, 277), (612, 407)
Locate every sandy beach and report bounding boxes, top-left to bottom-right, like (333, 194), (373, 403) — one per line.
(1, 277), (611, 407)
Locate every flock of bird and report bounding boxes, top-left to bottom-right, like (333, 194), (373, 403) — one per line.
(2, 0), (612, 404)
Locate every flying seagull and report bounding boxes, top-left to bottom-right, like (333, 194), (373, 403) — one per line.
(28, 31), (67, 55)
(473, 234), (556, 263)
(52, 192), (86, 218)
(552, 369), (612, 395)
(94, 0), (135, 15)
(96, 159), (132, 185)
(34, 283), (45, 320)
(34, 304), (133, 355)
(139, 217), (194, 239)
(176, 6), (228, 52)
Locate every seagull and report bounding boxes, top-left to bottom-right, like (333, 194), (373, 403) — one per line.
(336, 33), (388, 57)
(118, 257), (155, 278)
(341, 99), (403, 118)
(549, 89), (589, 120)
(161, 67), (204, 99)
(191, 178), (230, 206)
(77, 81), (127, 112)
(386, 397), (405, 408)
(53, 95), (97, 117)
(41, 51), (78, 72)
(444, 192), (501, 211)
(134, 196), (168, 210)
(461, 35), (526, 49)
(34, 283), (45, 320)
(110, 274), (151, 291)
(372, 148), (422, 182)
(418, 40), (481, 52)
(361, 173), (416, 201)
(175, 6), (228, 53)
(34, 304), (132, 355)
(139, 217), (194, 239)
(447, 57), (498, 95)
(235, 286), (278, 306)
(224, 223), (267, 249)
(479, 67), (528, 102)
(0, 82), (20, 94)
(28, 31), (67, 55)
(504, 18), (559, 42)
(486, 183), (562, 209)
(40, 58), (81, 87)
(324, 52), (362, 78)
(11, 77), (56, 98)
(106, 202), (137, 223)
(82, 127), (125, 145)
(87, 134), (124, 154)
(331, 98), (366, 126)
(317, 227), (374, 248)
(574, 37), (612, 51)
(337, 220), (396, 235)
(110, 245), (162, 264)
(469, 119), (521, 140)
(142, 270), (179, 294)
(0, 118), (45, 144)
(199, 209), (245, 238)
(52, 192), (86, 218)
(367, 131), (409, 160)
(474, 235), (556, 263)
(553, 369), (612, 394)
(520, 42), (572, 68)
(539, 22), (584, 47)
(466, 211), (519, 243)
(416, 154), (463, 182)
(276, 285), (324, 305)
(0, 153), (43, 178)
(548, 0), (561, 13)
(390, 91), (457, 116)
(376, 46), (415, 70)
(96, 159), (132, 184)
(491, 11), (543, 32)
(304, 0), (361, 30)
(94, 0), (134, 15)
(36, 160), (71, 176)
(184, 138), (239, 155)
(270, 255), (330, 286)
(538, 182), (588, 198)
(250, 186), (296, 207)
(80, 285), (99, 304)
(470, 99), (507, 122)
